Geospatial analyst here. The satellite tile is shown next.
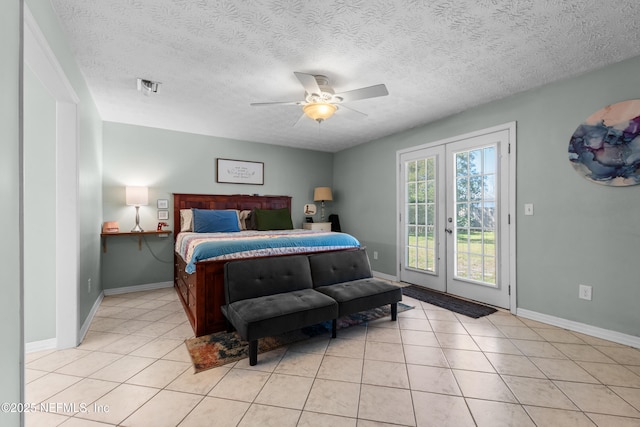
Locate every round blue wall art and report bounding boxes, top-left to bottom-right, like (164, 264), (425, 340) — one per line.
(569, 99), (640, 186)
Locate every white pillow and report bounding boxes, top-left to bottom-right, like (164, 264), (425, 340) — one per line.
(180, 209), (193, 232)
(238, 210), (252, 230)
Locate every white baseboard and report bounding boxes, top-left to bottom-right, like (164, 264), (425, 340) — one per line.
(517, 308), (640, 349)
(78, 291), (105, 344)
(26, 293), (105, 353)
(25, 338), (57, 353)
(372, 271), (398, 282)
(103, 281), (174, 296)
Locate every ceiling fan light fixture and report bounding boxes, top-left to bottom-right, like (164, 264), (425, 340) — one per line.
(303, 102), (337, 123)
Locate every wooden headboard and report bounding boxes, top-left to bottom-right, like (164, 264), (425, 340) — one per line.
(172, 193), (292, 236)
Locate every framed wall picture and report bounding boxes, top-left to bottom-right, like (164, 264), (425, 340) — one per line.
(158, 210), (169, 220)
(216, 158), (264, 185)
(569, 99), (640, 186)
(157, 199), (168, 209)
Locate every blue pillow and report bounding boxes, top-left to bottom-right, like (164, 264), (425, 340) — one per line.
(192, 209), (241, 233)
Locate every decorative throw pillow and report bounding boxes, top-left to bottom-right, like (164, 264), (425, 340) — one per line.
(238, 210), (253, 230)
(253, 208), (293, 230)
(192, 209), (241, 233)
(180, 209), (193, 232)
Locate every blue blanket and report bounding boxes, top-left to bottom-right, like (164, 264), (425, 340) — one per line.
(177, 230), (361, 274)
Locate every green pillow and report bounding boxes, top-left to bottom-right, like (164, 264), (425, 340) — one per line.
(254, 208), (293, 230)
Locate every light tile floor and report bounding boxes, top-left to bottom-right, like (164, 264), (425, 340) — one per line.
(25, 286), (640, 426)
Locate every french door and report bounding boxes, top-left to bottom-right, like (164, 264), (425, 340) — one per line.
(398, 125), (514, 309)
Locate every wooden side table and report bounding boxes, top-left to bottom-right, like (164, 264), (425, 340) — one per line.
(100, 230), (172, 252)
(302, 222), (332, 232)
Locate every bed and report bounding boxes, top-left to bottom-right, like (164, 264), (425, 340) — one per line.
(173, 193), (361, 336)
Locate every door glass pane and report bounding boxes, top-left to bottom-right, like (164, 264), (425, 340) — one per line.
(417, 159), (426, 180)
(456, 152), (468, 176)
(453, 145), (497, 285)
(417, 182), (426, 203)
(408, 205), (416, 225)
(469, 176), (482, 201)
(426, 181), (435, 203)
(417, 204), (426, 225)
(426, 157), (435, 179)
(456, 228), (469, 253)
(408, 160), (416, 181)
(484, 146), (496, 174)
(483, 175), (495, 201)
(408, 182), (416, 203)
(456, 203), (468, 227)
(456, 177), (468, 201)
(405, 156), (437, 273)
(469, 149), (482, 175)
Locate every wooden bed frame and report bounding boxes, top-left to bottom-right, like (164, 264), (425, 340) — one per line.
(173, 193), (293, 336)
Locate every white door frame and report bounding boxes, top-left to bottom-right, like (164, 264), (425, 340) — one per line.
(24, 6), (80, 348)
(396, 122), (517, 314)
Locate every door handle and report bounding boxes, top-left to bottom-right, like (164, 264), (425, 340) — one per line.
(446, 217), (453, 234)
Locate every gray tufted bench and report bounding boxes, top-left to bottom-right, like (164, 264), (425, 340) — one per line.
(309, 250), (403, 332)
(222, 255), (338, 366)
(222, 249), (402, 365)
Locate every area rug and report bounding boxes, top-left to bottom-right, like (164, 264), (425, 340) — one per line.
(401, 285), (497, 318)
(185, 303), (413, 373)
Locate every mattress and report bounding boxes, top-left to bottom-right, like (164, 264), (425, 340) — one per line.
(176, 229), (361, 274)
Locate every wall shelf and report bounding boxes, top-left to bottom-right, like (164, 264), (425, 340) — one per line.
(100, 230), (172, 253)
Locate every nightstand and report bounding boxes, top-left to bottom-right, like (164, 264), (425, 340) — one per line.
(302, 222), (332, 232)
(100, 230), (172, 252)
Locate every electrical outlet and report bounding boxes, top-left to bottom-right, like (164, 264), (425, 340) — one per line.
(578, 284), (592, 301)
(373, 251), (379, 260)
(88, 278), (92, 293)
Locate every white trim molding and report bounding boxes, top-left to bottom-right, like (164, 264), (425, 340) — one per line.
(25, 338), (57, 354)
(372, 271), (398, 283)
(78, 292), (104, 344)
(517, 308), (640, 349)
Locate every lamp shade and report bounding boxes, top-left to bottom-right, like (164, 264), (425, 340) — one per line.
(313, 187), (333, 202)
(125, 186), (148, 206)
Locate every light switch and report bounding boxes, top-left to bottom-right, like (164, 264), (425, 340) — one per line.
(524, 203), (534, 216)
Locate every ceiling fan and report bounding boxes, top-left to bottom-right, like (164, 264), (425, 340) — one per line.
(250, 72), (389, 123)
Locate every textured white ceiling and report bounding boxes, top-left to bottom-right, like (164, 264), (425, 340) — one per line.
(50, 0), (640, 152)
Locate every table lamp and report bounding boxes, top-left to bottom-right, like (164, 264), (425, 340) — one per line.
(313, 187), (333, 222)
(126, 186), (148, 232)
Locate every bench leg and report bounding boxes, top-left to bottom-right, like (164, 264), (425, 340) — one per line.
(249, 340), (258, 366)
(332, 319), (337, 338)
(225, 318), (235, 333)
(391, 303), (398, 321)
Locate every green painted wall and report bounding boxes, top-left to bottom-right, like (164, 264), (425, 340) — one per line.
(0, 2), (23, 424)
(101, 122), (334, 289)
(333, 56), (640, 337)
(25, 0), (103, 335)
(24, 65), (56, 342)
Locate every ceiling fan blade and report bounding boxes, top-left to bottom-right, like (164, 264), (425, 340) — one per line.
(338, 104), (368, 119)
(250, 100), (302, 107)
(334, 84), (388, 102)
(294, 72), (321, 96)
(293, 112), (308, 127)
